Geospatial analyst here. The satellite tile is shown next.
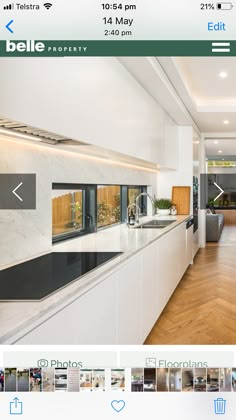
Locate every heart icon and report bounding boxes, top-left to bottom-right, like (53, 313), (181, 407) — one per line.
(111, 400), (126, 413)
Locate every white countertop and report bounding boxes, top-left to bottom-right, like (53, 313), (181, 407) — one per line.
(0, 214), (190, 344)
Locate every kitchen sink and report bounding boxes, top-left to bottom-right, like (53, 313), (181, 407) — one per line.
(135, 219), (176, 229)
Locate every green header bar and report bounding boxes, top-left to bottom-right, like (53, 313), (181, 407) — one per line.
(1, 40), (235, 56)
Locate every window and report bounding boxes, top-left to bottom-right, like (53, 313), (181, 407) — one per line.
(52, 183), (147, 243)
(97, 185), (121, 228)
(52, 189), (84, 238)
(128, 186), (147, 215)
(52, 184), (96, 243)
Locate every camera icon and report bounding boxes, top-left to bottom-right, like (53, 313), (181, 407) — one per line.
(37, 359), (49, 368)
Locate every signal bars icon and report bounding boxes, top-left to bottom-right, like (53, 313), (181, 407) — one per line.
(3, 3), (14, 9)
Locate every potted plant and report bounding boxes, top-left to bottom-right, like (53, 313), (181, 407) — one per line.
(154, 198), (172, 216)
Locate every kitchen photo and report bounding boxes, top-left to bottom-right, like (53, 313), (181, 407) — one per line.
(42, 368), (54, 392)
(156, 368), (169, 392)
(169, 368), (182, 392)
(92, 369), (105, 391)
(80, 369), (93, 390)
(131, 368), (144, 392)
(0, 368), (4, 392)
(207, 368), (220, 392)
(0, 56), (236, 345)
(182, 369), (194, 392)
(232, 368), (236, 391)
(55, 368), (68, 392)
(193, 368), (207, 392)
(111, 369), (125, 391)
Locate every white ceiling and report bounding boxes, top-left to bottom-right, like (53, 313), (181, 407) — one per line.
(158, 57), (236, 133)
(206, 139), (236, 158)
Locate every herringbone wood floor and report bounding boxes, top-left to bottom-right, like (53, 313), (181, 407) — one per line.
(145, 245), (236, 344)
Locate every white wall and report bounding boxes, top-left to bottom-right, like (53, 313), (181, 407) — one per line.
(0, 57), (163, 164)
(0, 137), (157, 268)
(157, 126), (193, 210)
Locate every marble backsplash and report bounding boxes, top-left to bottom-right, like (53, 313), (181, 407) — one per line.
(0, 137), (157, 268)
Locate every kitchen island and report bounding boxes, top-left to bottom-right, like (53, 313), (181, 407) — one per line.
(0, 214), (192, 345)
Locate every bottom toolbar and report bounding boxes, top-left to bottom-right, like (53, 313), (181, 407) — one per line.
(0, 392), (235, 419)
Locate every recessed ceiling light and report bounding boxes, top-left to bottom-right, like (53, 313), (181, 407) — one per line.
(193, 140), (200, 144)
(223, 120), (229, 124)
(219, 71), (228, 78)
(218, 150), (222, 153)
(213, 140), (219, 144)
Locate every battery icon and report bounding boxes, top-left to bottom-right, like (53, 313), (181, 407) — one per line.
(217, 2), (234, 9)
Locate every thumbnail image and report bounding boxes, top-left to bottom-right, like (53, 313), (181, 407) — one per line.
(67, 368), (80, 392)
(169, 369), (181, 392)
(111, 369), (125, 391)
(220, 368), (231, 392)
(55, 368), (68, 392)
(207, 368), (219, 392)
(144, 368), (156, 392)
(80, 369), (93, 390)
(194, 368), (207, 392)
(232, 368), (236, 392)
(17, 369), (29, 392)
(42, 368), (55, 392)
(156, 368), (168, 392)
(131, 368), (144, 392)
(0, 368), (4, 392)
(182, 369), (194, 392)
(92, 369), (105, 390)
(4, 368), (17, 392)
(30, 368), (42, 392)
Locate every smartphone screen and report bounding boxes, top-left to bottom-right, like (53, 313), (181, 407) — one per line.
(0, 0), (236, 418)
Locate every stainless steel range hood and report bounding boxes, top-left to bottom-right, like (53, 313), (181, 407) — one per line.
(0, 117), (88, 146)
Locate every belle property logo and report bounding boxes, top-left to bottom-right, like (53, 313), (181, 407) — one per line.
(4, 40), (88, 55)
(6, 40), (46, 52)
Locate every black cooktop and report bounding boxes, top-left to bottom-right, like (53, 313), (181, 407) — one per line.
(0, 252), (122, 301)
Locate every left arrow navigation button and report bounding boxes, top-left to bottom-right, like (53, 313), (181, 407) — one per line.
(12, 182), (23, 202)
(5, 19), (14, 34)
(0, 174), (36, 209)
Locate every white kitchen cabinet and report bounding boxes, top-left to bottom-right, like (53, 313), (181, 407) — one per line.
(15, 221), (192, 345)
(157, 229), (179, 312)
(115, 256), (142, 344)
(177, 222), (188, 279)
(140, 243), (158, 341)
(161, 111), (179, 170)
(15, 276), (117, 345)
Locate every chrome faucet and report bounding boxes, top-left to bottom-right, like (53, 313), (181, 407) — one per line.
(135, 192), (155, 223)
(126, 203), (140, 226)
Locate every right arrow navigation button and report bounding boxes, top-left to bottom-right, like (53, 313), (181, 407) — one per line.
(213, 182), (224, 201)
(0, 174), (36, 209)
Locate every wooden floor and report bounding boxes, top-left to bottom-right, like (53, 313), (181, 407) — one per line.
(145, 230), (236, 344)
(207, 225), (236, 247)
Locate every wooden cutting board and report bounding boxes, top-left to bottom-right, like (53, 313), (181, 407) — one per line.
(172, 186), (191, 215)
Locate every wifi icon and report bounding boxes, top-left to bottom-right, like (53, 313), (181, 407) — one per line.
(44, 2), (52, 9)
